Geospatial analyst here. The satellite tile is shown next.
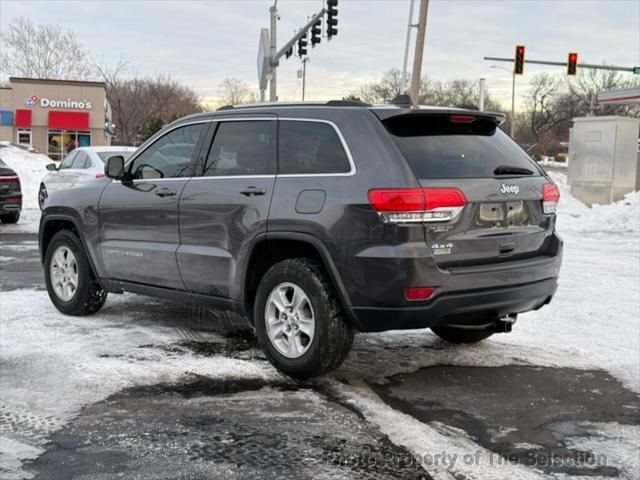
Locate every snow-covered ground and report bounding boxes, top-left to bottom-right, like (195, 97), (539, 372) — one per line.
(0, 148), (51, 210)
(1, 171), (638, 479)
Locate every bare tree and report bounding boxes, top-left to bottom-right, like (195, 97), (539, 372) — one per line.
(96, 61), (202, 145)
(354, 70), (502, 112)
(526, 73), (568, 140)
(0, 18), (94, 79)
(524, 70), (639, 155)
(218, 77), (254, 105)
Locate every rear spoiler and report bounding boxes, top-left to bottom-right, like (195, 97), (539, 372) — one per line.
(370, 107), (506, 126)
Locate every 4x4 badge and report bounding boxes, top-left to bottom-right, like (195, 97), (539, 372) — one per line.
(500, 184), (519, 195)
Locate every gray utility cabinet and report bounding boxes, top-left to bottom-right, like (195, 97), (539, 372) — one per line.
(568, 116), (639, 206)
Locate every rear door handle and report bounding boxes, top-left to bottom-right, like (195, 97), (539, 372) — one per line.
(240, 187), (267, 196)
(154, 187), (177, 197)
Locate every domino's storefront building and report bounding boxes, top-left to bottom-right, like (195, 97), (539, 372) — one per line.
(0, 77), (114, 161)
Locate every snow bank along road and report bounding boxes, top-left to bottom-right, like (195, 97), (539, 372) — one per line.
(0, 167), (639, 479)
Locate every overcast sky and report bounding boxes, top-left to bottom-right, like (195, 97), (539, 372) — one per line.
(1, 0), (638, 109)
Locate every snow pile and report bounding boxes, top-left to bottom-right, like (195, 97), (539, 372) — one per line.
(549, 171), (640, 235)
(538, 157), (568, 169)
(0, 148), (51, 209)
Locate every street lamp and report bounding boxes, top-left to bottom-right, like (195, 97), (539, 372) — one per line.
(490, 65), (516, 138)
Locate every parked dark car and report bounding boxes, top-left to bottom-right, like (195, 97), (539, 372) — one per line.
(39, 101), (562, 378)
(0, 158), (22, 223)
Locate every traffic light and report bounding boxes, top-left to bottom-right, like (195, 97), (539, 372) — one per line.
(514, 45), (525, 75)
(311, 20), (321, 47)
(285, 46), (293, 59)
(567, 52), (578, 76)
(297, 33), (308, 57)
(327, 0), (338, 39)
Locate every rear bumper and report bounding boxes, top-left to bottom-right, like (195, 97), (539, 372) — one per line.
(351, 277), (557, 332)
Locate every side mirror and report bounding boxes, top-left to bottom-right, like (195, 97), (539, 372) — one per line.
(105, 155), (126, 180)
(46, 163), (58, 171)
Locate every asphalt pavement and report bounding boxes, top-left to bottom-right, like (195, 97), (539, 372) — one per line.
(1, 223), (638, 479)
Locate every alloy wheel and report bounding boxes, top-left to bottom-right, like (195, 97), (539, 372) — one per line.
(50, 246), (79, 301)
(265, 282), (315, 358)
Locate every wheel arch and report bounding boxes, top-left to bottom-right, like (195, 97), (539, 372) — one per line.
(39, 214), (105, 289)
(241, 232), (355, 326)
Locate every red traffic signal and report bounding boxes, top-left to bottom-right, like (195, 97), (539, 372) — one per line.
(567, 52), (578, 76)
(514, 45), (525, 75)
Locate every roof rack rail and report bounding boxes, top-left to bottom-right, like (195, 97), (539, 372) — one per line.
(216, 100), (372, 111)
(325, 99), (372, 107)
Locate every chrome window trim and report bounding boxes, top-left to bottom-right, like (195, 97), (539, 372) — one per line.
(189, 174), (276, 181)
(116, 115), (356, 182)
(276, 117), (356, 177)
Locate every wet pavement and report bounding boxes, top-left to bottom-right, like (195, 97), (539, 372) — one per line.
(372, 366), (640, 477)
(27, 378), (429, 480)
(2, 221), (639, 479)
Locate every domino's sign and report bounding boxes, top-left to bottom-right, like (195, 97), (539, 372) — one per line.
(25, 93), (92, 110)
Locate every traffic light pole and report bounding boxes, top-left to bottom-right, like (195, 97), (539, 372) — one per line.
(510, 71), (515, 137)
(269, 4), (278, 102)
(484, 56), (636, 73)
(301, 57), (308, 101)
(267, 6), (326, 102)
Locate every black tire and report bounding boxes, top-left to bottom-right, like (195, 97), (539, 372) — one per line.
(44, 230), (107, 316)
(431, 325), (494, 344)
(254, 258), (354, 379)
(38, 184), (48, 211)
(0, 211), (20, 224)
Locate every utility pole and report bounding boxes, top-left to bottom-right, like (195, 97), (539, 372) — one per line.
(399, 0), (415, 94)
(269, 2), (278, 102)
(301, 57), (309, 101)
(479, 78), (485, 111)
(409, 0), (429, 106)
(510, 71), (516, 137)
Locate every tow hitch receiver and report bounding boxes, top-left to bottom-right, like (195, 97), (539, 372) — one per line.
(493, 314), (517, 333)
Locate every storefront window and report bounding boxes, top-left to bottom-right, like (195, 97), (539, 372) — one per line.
(17, 129), (32, 145)
(48, 130), (92, 161)
(48, 130), (63, 162)
(78, 132), (91, 147)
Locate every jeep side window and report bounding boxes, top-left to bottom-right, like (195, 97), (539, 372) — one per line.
(203, 121), (274, 176)
(278, 120), (351, 174)
(129, 123), (205, 179)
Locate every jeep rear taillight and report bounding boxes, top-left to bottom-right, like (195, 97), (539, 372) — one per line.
(368, 188), (466, 224)
(542, 183), (560, 214)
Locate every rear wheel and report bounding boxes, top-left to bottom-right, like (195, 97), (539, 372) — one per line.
(38, 184), (48, 210)
(254, 258), (353, 379)
(431, 325), (494, 344)
(44, 230), (107, 315)
(0, 212), (20, 224)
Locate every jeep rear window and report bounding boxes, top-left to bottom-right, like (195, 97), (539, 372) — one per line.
(383, 114), (541, 179)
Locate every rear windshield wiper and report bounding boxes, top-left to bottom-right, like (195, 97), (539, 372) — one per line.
(493, 165), (534, 176)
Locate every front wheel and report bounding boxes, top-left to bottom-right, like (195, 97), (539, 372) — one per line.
(44, 230), (107, 315)
(254, 258), (354, 379)
(430, 325), (494, 344)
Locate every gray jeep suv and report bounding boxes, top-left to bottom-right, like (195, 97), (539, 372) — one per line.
(39, 101), (562, 378)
